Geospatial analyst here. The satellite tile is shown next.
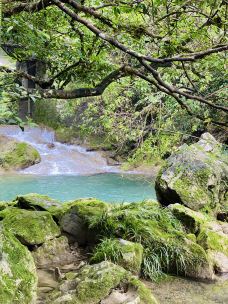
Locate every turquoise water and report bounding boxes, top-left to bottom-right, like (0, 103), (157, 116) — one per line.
(0, 174), (156, 202)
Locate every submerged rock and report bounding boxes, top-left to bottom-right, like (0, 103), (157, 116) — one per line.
(155, 133), (228, 212)
(0, 224), (38, 304)
(0, 135), (41, 170)
(0, 207), (60, 245)
(47, 261), (158, 304)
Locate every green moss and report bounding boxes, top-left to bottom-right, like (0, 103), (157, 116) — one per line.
(48, 261), (158, 304)
(0, 207), (60, 245)
(128, 275), (159, 304)
(15, 193), (61, 211)
(169, 203), (208, 233)
(197, 228), (228, 256)
(75, 262), (127, 303)
(1, 142), (40, 170)
(0, 224), (37, 304)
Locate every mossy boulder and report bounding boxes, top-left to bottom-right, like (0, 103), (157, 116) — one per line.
(0, 135), (41, 170)
(32, 236), (75, 268)
(0, 207), (60, 245)
(0, 224), (38, 304)
(169, 203), (208, 233)
(60, 199), (109, 245)
(197, 223), (228, 256)
(47, 261), (158, 304)
(15, 193), (61, 212)
(155, 133), (228, 211)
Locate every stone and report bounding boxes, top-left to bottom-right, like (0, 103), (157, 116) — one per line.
(0, 135), (41, 170)
(32, 236), (76, 268)
(0, 207), (60, 245)
(197, 224), (228, 256)
(47, 261), (158, 304)
(118, 239), (143, 275)
(15, 193), (61, 212)
(155, 133), (228, 211)
(208, 251), (228, 274)
(0, 223), (38, 304)
(168, 203), (207, 233)
(60, 199), (109, 245)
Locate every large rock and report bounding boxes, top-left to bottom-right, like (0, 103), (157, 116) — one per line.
(0, 224), (38, 304)
(0, 207), (60, 245)
(155, 133), (228, 211)
(60, 199), (109, 245)
(32, 236), (76, 268)
(47, 261), (158, 304)
(170, 203), (228, 275)
(0, 135), (41, 170)
(15, 193), (61, 212)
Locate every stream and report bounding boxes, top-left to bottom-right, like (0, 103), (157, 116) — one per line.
(0, 126), (156, 202)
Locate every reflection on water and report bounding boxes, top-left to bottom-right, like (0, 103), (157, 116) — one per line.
(0, 173), (156, 203)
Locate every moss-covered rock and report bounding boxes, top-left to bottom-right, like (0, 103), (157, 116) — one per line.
(169, 203), (208, 233)
(155, 133), (228, 212)
(197, 224), (228, 256)
(32, 236), (75, 268)
(14, 193), (61, 212)
(0, 207), (60, 245)
(0, 224), (38, 304)
(0, 135), (41, 170)
(47, 261), (158, 304)
(60, 199), (109, 245)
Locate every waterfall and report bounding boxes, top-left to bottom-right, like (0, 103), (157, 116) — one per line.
(0, 125), (119, 175)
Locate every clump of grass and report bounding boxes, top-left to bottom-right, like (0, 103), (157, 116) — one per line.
(90, 238), (122, 264)
(88, 201), (204, 281)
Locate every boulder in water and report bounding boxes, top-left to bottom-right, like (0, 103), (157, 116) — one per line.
(155, 133), (228, 212)
(0, 135), (41, 170)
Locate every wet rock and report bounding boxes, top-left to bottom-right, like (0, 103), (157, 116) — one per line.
(32, 236), (76, 268)
(0, 207), (60, 245)
(0, 223), (38, 304)
(155, 133), (228, 211)
(0, 135), (41, 170)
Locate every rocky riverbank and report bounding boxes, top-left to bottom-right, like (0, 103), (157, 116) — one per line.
(0, 133), (227, 303)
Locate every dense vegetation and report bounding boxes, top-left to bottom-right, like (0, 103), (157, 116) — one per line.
(0, 0), (227, 165)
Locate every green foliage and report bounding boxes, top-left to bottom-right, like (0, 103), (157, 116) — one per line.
(91, 238), (123, 264)
(88, 201), (206, 280)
